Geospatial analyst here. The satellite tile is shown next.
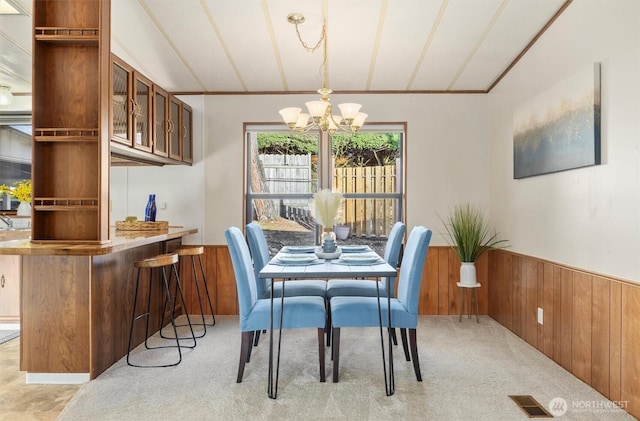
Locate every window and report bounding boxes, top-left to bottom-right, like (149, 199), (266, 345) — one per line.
(245, 124), (404, 255)
(0, 118), (32, 212)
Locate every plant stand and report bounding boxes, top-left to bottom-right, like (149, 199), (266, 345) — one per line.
(457, 282), (481, 323)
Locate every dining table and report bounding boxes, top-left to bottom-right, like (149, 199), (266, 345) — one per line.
(258, 244), (398, 399)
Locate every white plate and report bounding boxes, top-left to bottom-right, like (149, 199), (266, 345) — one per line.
(282, 246), (316, 253)
(275, 255), (318, 264)
(339, 255), (382, 264)
(340, 245), (370, 253)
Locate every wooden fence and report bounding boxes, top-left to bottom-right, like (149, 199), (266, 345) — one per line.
(258, 154), (397, 237)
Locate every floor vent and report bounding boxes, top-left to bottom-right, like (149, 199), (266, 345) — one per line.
(509, 395), (553, 418)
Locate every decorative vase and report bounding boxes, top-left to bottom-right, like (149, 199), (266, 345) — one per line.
(144, 194), (157, 222)
(460, 262), (477, 286)
(321, 228), (337, 253)
(334, 224), (350, 240)
(17, 201), (31, 217)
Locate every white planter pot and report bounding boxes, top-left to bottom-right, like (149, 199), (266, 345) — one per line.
(460, 262), (477, 286)
(17, 201), (31, 217)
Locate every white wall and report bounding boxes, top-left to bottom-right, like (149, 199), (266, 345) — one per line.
(202, 93), (489, 245)
(488, 0), (640, 282)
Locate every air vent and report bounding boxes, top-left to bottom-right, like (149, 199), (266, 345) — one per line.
(509, 395), (553, 418)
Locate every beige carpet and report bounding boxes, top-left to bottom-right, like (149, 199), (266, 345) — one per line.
(58, 315), (634, 421)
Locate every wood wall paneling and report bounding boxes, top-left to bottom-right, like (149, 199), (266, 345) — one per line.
(621, 284), (640, 417)
(560, 267), (573, 371)
(524, 258), (538, 348)
(610, 281), (622, 402)
(421, 248), (439, 314)
(591, 275), (610, 397)
(542, 262), (554, 359)
(437, 248), (449, 315)
(571, 272), (592, 385)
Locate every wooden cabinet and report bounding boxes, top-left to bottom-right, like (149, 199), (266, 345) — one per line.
(0, 255), (20, 323)
(153, 85), (169, 157)
(32, 0), (110, 244)
(167, 97), (192, 163)
(111, 54), (193, 166)
(182, 103), (193, 163)
(110, 56), (152, 153)
(169, 96), (182, 161)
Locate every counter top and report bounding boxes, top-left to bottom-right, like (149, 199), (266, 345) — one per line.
(0, 226), (197, 256)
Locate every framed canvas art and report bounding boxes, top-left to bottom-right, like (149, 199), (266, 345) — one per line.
(513, 63), (601, 179)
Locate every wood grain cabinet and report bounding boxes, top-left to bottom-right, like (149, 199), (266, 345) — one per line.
(110, 55), (152, 153)
(0, 255), (20, 324)
(111, 54), (192, 166)
(32, 0), (110, 244)
(153, 85), (169, 157)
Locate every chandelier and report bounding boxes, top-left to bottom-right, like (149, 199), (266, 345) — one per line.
(278, 13), (367, 134)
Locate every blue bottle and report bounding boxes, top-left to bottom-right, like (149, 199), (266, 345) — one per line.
(144, 194), (157, 222)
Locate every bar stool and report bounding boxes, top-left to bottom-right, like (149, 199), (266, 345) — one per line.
(161, 245), (215, 339)
(127, 253), (197, 368)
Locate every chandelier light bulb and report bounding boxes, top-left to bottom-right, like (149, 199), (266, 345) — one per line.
(0, 85), (13, 106)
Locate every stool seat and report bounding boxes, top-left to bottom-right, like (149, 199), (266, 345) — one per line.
(177, 246), (204, 256)
(134, 253), (178, 268)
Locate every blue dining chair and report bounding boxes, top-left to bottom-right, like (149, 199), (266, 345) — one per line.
(326, 221), (406, 299)
(245, 222), (327, 299)
(329, 226), (432, 383)
(225, 226), (327, 383)
(325, 221), (405, 346)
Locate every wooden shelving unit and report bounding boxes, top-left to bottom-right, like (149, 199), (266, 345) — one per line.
(32, 0), (111, 244)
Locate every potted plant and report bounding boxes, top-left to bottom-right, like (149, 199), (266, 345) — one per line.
(311, 189), (343, 253)
(0, 179), (32, 216)
(440, 202), (507, 285)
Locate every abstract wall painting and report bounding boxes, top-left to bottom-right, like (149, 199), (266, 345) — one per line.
(513, 63), (601, 179)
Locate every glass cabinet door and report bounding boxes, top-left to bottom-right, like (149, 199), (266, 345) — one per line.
(182, 104), (193, 163)
(111, 57), (132, 145)
(132, 72), (152, 152)
(153, 85), (168, 157)
(169, 96), (181, 160)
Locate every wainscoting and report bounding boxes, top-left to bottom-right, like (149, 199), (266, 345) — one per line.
(182, 245), (639, 419)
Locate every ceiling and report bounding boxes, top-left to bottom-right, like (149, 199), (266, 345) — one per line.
(1, 0), (572, 99)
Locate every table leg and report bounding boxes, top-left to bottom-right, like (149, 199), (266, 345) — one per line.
(375, 278), (394, 396)
(268, 279), (286, 399)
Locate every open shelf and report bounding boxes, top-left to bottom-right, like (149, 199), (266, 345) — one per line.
(35, 27), (99, 43)
(35, 128), (99, 142)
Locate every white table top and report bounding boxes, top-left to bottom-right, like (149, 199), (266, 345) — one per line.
(259, 247), (397, 279)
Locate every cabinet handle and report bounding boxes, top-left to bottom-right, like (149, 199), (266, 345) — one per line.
(129, 98), (136, 116)
(1, 275), (4, 288)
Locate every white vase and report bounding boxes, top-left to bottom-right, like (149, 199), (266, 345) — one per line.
(460, 262), (477, 285)
(17, 201), (31, 217)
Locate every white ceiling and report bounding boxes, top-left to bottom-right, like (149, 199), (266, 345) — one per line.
(1, 0), (571, 98)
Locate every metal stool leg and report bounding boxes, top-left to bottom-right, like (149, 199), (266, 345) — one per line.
(127, 258), (184, 368)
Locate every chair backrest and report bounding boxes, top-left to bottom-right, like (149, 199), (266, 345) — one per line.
(396, 226), (433, 314)
(225, 226), (259, 323)
(381, 221), (406, 296)
(245, 222), (270, 297)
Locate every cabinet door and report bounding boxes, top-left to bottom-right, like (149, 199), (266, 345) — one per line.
(182, 104), (193, 163)
(132, 72), (153, 152)
(153, 85), (169, 157)
(169, 96), (182, 161)
(0, 256), (20, 321)
(111, 56), (133, 146)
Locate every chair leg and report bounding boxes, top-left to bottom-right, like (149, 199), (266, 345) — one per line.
(326, 303), (331, 347)
(408, 328), (422, 381)
(332, 328), (341, 383)
(253, 330), (261, 346)
(400, 328), (410, 361)
(390, 327), (398, 346)
(317, 328), (326, 382)
(237, 331), (252, 383)
(246, 331), (255, 363)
